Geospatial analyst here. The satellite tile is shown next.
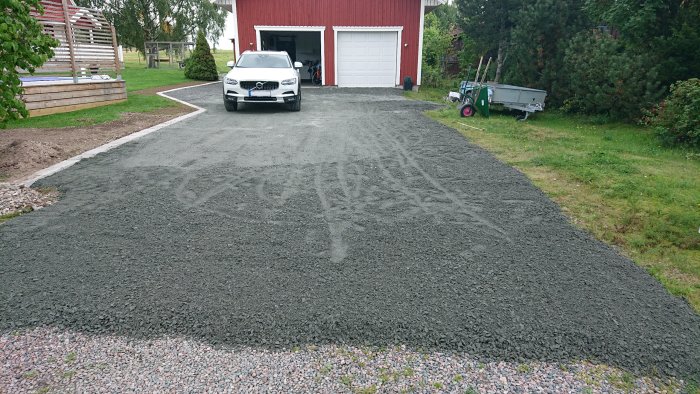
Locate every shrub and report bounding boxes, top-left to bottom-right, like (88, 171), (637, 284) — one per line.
(561, 31), (664, 121)
(649, 78), (700, 148)
(184, 30), (218, 81)
(421, 65), (444, 88)
(421, 12), (454, 88)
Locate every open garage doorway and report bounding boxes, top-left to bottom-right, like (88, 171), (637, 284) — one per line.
(255, 26), (325, 85)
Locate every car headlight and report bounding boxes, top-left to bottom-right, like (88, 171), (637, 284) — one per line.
(281, 78), (297, 85)
(224, 77), (238, 85)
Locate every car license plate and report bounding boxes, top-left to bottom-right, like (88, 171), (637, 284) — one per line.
(249, 90), (271, 97)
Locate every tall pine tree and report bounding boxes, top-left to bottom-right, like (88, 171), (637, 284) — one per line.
(506, 0), (588, 105)
(455, 0), (520, 82)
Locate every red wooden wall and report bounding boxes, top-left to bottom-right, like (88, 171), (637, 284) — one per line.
(235, 0), (423, 85)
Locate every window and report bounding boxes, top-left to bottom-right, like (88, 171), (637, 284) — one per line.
(237, 53), (291, 68)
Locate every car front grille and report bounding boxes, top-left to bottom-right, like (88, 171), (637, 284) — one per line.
(243, 96), (276, 102)
(240, 81), (279, 90)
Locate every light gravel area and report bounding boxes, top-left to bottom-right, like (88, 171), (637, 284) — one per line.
(0, 183), (58, 217)
(0, 327), (685, 393)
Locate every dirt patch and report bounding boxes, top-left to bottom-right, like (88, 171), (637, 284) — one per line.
(0, 105), (192, 183)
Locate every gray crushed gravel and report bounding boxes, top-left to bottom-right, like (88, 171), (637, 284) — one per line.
(0, 84), (698, 386)
(0, 328), (685, 393)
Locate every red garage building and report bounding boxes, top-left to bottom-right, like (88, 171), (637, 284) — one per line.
(217, 0), (444, 87)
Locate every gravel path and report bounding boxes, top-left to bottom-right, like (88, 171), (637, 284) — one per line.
(0, 84), (699, 390)
(0, 328), (685, 393)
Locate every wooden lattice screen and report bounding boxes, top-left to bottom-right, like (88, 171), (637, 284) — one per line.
(30, 0), (121, 79)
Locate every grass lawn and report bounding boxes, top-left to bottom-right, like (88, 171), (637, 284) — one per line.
(212, 49), (236, 73)
(408, 86), (700, 312)
(122, 48), (235, 76)
(5, 49), (234, 130)
(0, 207), (33, 225)
(3, 94), (178, 129)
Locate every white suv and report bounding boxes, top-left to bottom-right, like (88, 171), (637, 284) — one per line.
(223, 51), (303, 112)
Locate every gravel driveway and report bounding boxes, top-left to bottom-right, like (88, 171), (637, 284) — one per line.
(1, 84), (698, 386)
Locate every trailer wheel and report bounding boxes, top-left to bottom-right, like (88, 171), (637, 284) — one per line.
(460, 104), (475, 117)
(515, 111), (529, 121)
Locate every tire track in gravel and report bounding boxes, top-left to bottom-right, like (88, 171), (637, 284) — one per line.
(348, 104), (506, 245)
(359, 104), (513, 243)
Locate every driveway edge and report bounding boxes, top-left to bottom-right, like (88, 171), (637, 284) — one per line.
(21, 81), (220, 187)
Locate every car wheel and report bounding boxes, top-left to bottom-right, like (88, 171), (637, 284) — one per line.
(224, 99), (238, 112)
(290, 90), (301, 112)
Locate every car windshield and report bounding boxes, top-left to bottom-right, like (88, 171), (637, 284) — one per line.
(236, 54), (291, 68)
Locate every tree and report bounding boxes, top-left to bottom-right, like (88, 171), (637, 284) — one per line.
(584, 0), (683, 46)
(421, 5), (456, 87)
(505, 0), (588, 105)
(584, 0), (700, 88)
(75, 0), (226, 56)
(455, 0), (520, 82)
(423, 13), (453, 70)
(453, 0), (698, 120)
(185, 30), (218, 81)
(561, 31), (664, 121)
(430, 2), (460, 31)
(561, 0), (700, 119)
(0, 0), (59, 125)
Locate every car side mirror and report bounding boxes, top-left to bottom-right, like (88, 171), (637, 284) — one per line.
(294, 61), (303, 69)
(226, 60), (235, 69)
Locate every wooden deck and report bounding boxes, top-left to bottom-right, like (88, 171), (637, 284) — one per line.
(22, 80), (127, 117)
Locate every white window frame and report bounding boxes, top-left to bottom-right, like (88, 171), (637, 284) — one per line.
(254, 25), (326, 86)
(333, 26), (403, 87)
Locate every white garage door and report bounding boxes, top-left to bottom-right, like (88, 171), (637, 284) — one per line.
(336, 31), (398, 87)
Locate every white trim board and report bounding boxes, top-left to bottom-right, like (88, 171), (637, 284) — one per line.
(333, 26), (403, 87)
(21, 81), (220, 187)
(417, 0), (426, 86)
(254, 25), (326, 86)
(232, 0), (240, 59)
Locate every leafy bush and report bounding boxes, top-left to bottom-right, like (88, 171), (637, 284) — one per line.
(421, 12), (458, 87)
(561, 31), (664, 121)
(184, 30), (218, 81)
(422, 14), (452, 70)
(649, 78), (700, 148)
(421, 65), (444, 88)
(456, 34), (478, 77)
(0, 0), (58, 125)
